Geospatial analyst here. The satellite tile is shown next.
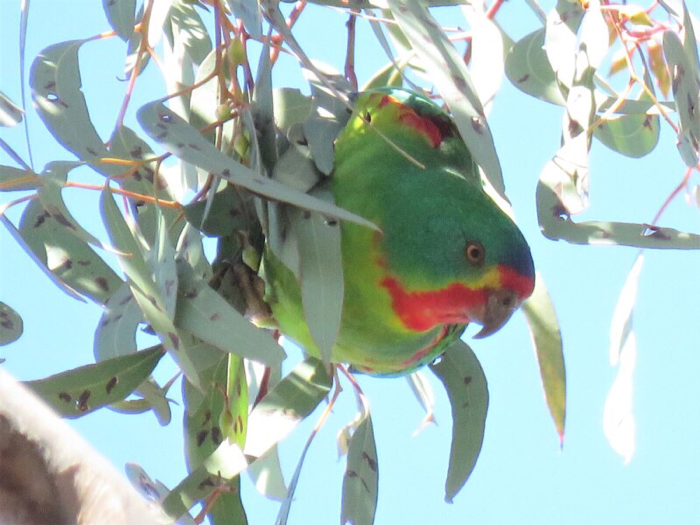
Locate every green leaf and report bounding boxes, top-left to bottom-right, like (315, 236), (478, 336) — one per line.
(30, 40), (109, 162)
(0, 165), (39, 191)
(0, 301), (24, 346)
(664, 30), (700, 166)
(183, 357), (248, 524)
(505, 29), (566, 105)
(226, 0), (263, 38)
(362, 59), (406, 91)
(536, 170), (700, 249)
(94, 281), (142, 361)
(340, 413), (378, 525)
(137, 101), (378, 230)
(38, 162), (108, 249)
(301, 62), (354, 175)
(169, 0), (212, 65)
(430, 340), (488, 503)
(463, 4), (505, 112)
(0, 90), (23, 127)
(162, 358), (330, 521)
(406, 370), (436, 434)
(272, 140), (321, 194)
(184, 185), (257, 237)
(521, 272), (566, 443)
(593, 113), (660, 157)
(174, 259), (286, 366)
(150, 211), (178, 319)
(101, 187), (207, 386)
(388, 0), (506, 199)
(273, 88), (313, 133)
(543, 0), (585, 88)
(102, 0), (136, 40)
(289, 188), (344, 366)
(18, 198), (122, 302)
(25, 346), (164, 418)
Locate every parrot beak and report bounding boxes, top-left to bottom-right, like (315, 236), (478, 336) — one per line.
(472, 289), (521, 339)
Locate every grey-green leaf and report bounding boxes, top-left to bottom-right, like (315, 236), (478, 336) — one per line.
(102, 0), (136, 40)
(290, 188), (344, 366)
(388, 0), (505, 198)
(18, 198), (122, 302)
(0, 91), (23, 127)
(341, 414), (378, 525)
(174, 259), (286, 366)
(137, 101), (378, 230)
(25, 346), (164, 418)
(0, 302), (24, 346)
(0, 165), (39, 191)
(521, 272), (566, 443)
(430, 339), (488, 503)
(162, 359), (330, 520)
(505, 29), (566, 105)
(30, 40), (109, 162)
(94, 281), (142, 361)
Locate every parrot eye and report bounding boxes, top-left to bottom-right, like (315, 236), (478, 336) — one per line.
(465, 242), (485, 267)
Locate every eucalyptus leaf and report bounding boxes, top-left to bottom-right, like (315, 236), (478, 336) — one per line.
(0, 165), (39, 191)
(94, 280), (142, 361)
(169, 0), (212, 65)
(505, 29), (566, 105)
(521, 273), (566, 442)
(174, 259), (286, 366)
(101, 187), (206, 386)
(664, 30), (700, 166)
(536, 171), (700, 249)
(18, 198), (122, 303)
(430, 340), (488, 503)
(340, 413), (378, 525)
(137, 101), (378, 230)
(388, 0), (506, 198)
(289, 187), (344, 366)
(0, 90), (23, 127)
(25, 346), (164, 418)
(102, 0), (136, 40)
(183, 357), (248, 524)
(162, 358), (330, 520)
(227, 0), (263, 38)
(0, 301), (24, 346)
(30, 40), (109, 162)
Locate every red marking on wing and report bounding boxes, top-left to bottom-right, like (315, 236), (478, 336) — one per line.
(373, 94), (443, 147)
(397, 112), (442, 148)
(381, 277), (486, 332)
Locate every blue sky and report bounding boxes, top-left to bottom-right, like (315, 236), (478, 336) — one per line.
(1, 1), (699, 524)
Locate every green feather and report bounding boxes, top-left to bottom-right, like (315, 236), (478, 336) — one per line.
(263, 88), (534, 376)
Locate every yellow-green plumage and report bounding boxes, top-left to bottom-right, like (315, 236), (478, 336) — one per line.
(264, 89), (535, 376)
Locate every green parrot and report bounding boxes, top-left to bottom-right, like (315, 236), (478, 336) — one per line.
(263, 88), (535, 376)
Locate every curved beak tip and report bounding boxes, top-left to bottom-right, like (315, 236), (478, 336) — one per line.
(471, 290), (520, 339)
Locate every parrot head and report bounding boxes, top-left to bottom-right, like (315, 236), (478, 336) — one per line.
(337, 89), (536, 341)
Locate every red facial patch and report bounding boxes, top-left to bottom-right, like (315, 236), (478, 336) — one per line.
(497, 265), (536, 299)
(381, 277), (487, 332)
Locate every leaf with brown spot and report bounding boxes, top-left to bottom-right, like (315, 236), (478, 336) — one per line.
(0, 301), (23, 346)
(18, 199), (121, 303)
(430, 339), (488, 503)
(25, 345), (164, 418)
